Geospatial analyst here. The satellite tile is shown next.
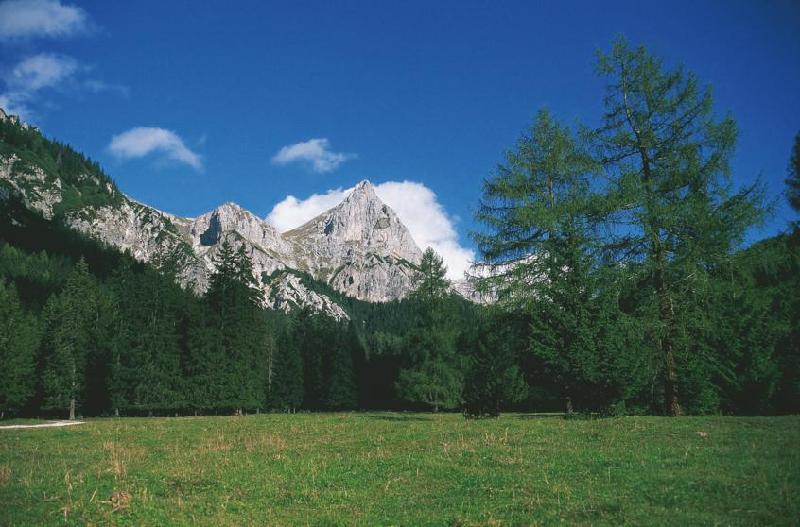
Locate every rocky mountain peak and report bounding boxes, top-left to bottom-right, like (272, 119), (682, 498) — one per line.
(282, 179), (423, 302)
(353, 179), (375, 193)
(188, 200), (288, 259)
(216, 201), (245, 213)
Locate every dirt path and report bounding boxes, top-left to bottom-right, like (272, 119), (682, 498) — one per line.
(0, 420), (85, 430)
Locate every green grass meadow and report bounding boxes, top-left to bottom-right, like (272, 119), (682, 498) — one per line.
(1, 414), (798, 525)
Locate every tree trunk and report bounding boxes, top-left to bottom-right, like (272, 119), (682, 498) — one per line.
(565, 396), (574, 415)
(114, 408), (119, 417)
(620, 65), (683, 417)
(655, 266), (682, 417)
(661, 323), (682, 416)
(69, 398), (76, 420)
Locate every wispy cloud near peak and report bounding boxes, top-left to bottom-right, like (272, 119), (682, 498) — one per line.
(271, 138), (355, 173)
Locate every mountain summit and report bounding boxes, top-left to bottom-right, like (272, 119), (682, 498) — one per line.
(284, 179), (422, 302)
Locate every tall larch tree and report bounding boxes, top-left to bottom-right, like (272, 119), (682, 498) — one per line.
(592, 38), (763, 415)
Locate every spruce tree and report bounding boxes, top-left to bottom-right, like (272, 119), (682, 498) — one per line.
(110, 265), (183, 415)
(325, 321), (360, 410)
(206, 241), (268, 413)
(0, 281), (39, 418)
(462, 313), (527, 417)
(411, 248), (450, 304)
(270, 319), (304, 411)
(41, 259), (97, 419)
(397, 248), (464, 411)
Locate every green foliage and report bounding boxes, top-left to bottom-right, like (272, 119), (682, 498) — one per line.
(593, 38), (765, 415)
(787, 132), (800, 218)
(204, 242), (269, 412)
(474, 109), (596, 308)
(0, 114), (120, 216)
(463, 312), (527, 417)
(474, 109), (633, 414)
(109, 263), (185, 414)
(268, 321), (304, 411)
(325, 322), (361, 410)
(39, 259), (115, 418)
(397, 261), (466, 411)
(411, 247), (450, 303)
(396, 359), (463, 412)
(0, 281), (39, 417)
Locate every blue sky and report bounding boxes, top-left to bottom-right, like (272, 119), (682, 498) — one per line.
(1, 0), (798, 276)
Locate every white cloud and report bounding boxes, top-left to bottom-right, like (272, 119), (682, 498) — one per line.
(266, 187), (351, 232)
(108, 127), (203, 170)
(0, 0), (90, 40)
(271, 138), (355, 173)
(0, 53), (80, 120)
(265, 181), (475, 279)
(5, 53), (78, 91)
(374, 181), (475, 279)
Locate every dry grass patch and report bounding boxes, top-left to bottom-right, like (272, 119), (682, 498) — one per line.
(198, 430), (234, 453)
(242, 432), (288, 452)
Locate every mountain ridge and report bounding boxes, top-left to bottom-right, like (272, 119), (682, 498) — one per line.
(0, 110), (436, 317)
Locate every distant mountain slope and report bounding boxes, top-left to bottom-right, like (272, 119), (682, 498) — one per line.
(0, 108), (433, 317)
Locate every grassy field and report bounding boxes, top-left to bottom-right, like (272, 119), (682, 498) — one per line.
(1, 414), (798, 526)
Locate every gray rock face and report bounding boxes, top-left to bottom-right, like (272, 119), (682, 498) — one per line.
(264, 271), (349, 321)
(179, 202), (291, 287)
(0, 154), (62, 219)
(2, 147), (431, 316)
(284, 180), (423, 302)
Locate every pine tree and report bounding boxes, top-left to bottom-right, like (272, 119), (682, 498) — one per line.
(592, 38), (764, 415)
(205, 241), (268, 413)
(325, 321), (360, 410)
(41, 259), (97, 419)
(110, 265), (183, 415)
(270, 320), (304, 411)
(0, 281), (39, 418)
(397, 249), (464, 411)
(462, 313), (527, 417)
